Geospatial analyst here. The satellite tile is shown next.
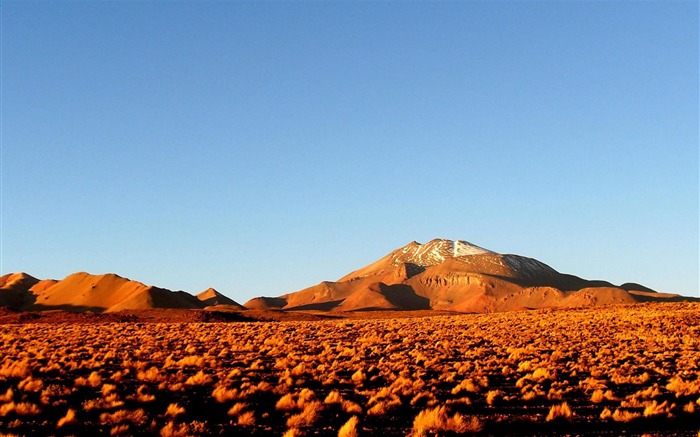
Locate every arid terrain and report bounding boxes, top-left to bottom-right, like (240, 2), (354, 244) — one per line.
(0, 302), (698, 436)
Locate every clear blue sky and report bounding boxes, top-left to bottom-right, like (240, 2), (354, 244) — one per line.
(2, 1), (698, 301)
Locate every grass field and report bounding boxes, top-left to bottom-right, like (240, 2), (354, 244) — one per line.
(0, 302), (698, 436)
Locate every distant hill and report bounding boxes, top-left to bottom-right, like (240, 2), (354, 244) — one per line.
(197, 288), (246, 309)
(0, 272), (244, 313)
(243, 238), (696, 312)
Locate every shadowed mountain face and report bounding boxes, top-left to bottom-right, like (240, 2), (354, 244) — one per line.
(0, 272), (243, 313)
(243, 238), (695, 312)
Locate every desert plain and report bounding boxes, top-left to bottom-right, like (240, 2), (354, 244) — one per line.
(0, 302), (698, 436)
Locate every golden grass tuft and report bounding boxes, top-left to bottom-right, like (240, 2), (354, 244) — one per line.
(486, 390), (503, 406)
(546, 402), (573, 422)
(0, 389), (13, 403)
(324, 390), (342, 404)
(185, 370), (213, 386)
(643, 400), (673, 417)
(18, 377), (43, 392)
(282, 428), (302, 437)
(212, 385), (239, 403)
(0, 402), (41, 416)
(110, 424), (130, 436)
(612, 408), (640, 422)
(99, 409), (147, 425)
(57, 408), (77, 428)
(286, 401), (323, 428)
(666, 376), (700, 397)
(137, 367), (162, 383)
(165, 403), (185, 417)
(159, 421), (190, 437)
(237, 410), (256, 426)
(227, 402), (247, 416)
(338, 416), (359, 437)
(0, 360), (30, 379)
(276, 393), (297, 411)
(411, 406), (482, 436)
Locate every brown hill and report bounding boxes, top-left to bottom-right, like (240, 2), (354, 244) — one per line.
(244, 238), (694, 313)
(0, 273), (41, 308)
(196, 288), (245, 309)
(1, 272), (248, 313)
(21, 272), (204, 313)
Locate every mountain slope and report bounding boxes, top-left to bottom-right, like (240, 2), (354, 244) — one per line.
(0, 273), (41, 308)
(197, 288), (246, 309)
(31, 272), (205, 313)
(244, 238), (692, 313)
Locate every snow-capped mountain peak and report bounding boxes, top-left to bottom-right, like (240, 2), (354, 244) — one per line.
(392, 239), (494, 267)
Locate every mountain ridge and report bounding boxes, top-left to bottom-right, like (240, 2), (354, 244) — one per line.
(0, 271), (243, 313)
(243, 238), (694, 312)
(2, 238), (696, 314)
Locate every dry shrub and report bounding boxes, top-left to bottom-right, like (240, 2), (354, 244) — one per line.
(351, 369), (365, 385)
(212, 385), (239, 403)
(290, 363), (306, 377)
(411, 406), (482, 436)
(367, 402), (388, 416)
(0, 389), (13, 403)
(0, 402), (41, 416)
(101, 383), (118, 396)
(612, 409), (640, 422)
(82, 396), (124, 412)
(410, 391), (436, 407)
(643, 400), (673, 417)
(227, 402), (247, 416)
(237, 411), (255, 426)
(100, 409), (147, 425)
(324, 390), (342, 404)
(75, 371), (102, 388)
(531, 367), (552, 382)
(137, 367), (162, 382)
(18, 377), (43, 392)
(185, 370), (213, 386)
(0, 361), (30, 379)
(282, 428), (303, 437)
(176, 355), (206, 367)
(338, 416), (359, 437)
(135, 385), (155, 403)
(546, 402), (573, 422)
(286, 401), (323, 428)
(591, 389), (616, 403)
(165, 403), (185, 417)
(297, 388), (316, 407)
(57, 408), (77, 428)
(160, 421), (191, 437)
(341, 400), (363, 414)
(486, 390), (503, 406)
(276, 393), (297, 411)
(667, 376), (700, 397)
(451, 378), (481, 395)
(110, 424), (130, 436)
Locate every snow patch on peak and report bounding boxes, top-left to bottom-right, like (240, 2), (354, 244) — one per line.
(452, 240), (494, 257)
(392, 239), (495, 267)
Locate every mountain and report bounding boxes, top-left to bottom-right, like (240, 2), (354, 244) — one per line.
(0, 273), (41, 308)
(243, 238), (693, 312)
(0, 272), (243, 313)
(197, 288), (246, 309)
